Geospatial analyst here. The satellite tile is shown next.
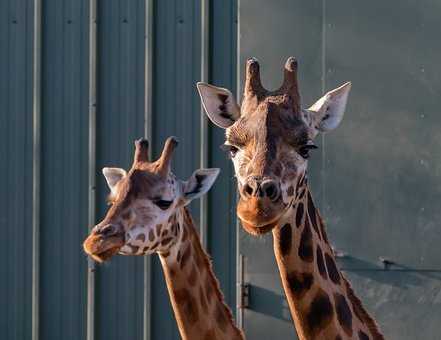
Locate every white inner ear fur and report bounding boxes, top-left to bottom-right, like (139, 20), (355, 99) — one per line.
(308, 82), (351, 132)
(181, 168), (220, 204)
(196, 82), (240, 129)
(102, 167), (127, 195)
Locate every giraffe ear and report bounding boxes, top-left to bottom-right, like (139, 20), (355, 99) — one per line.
(102, 167), (127, 195)
(308, 82), (351, 132)
(197, 82), (240, 128)
(181, 168), (220, 205)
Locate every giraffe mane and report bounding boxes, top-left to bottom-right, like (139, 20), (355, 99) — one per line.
(182, 207), (245, 339)
(317, 198), (384, 339)
(342, 277), (385, 340)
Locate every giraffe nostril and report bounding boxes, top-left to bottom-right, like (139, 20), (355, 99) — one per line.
(261, 180), (280, 201)
(243, 183), (254, 197)
(97, 224), (117, 236)
(265, 185), (275, 198)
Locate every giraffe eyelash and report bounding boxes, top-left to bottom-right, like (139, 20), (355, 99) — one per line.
(220, 144), (239, 158)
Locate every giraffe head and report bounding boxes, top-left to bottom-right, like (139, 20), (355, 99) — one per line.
(198, 57), (351, 235)
(83, 137), (219, 262)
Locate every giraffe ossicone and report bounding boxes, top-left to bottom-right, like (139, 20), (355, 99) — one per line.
(198, 58), (384, 339)
(83, 137), (244, 340)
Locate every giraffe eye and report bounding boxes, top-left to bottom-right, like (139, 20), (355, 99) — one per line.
(220, 144), (239, 158)
(298, 143), (318, 159)
(154, 200), (173, 210)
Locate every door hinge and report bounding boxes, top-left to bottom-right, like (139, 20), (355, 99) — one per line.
(238, 283), (250, 309)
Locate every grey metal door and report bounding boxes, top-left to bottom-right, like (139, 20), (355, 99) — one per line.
(238, 1), (441, 339)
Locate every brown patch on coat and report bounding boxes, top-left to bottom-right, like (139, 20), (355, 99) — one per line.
(316, 246), (328, 280)
(148, 229), (154, 242)
(298, 218), (314, 262)
(204, 329), (217, 340)
(180, 244), (192, 269)
(358, 330), (370, 340)
(188, 265), (198, 286)
(279, 223), (292, 257)
(136, 233), (146, 242)
(306, 289), (334, 336)
(286, 271), (314, 299)
(325, 253), (341, 284)
(295, 203), (304, 228)
(307, 191), (321, 239)
(174, 288), (199, 324)
(199, 285), (209, 314)
(334, 293), (353, 336)
(343, 278), (385, 339)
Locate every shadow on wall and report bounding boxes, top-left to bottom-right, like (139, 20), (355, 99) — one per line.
(248, 284), (292, 322)
(248, 255), (441, 322)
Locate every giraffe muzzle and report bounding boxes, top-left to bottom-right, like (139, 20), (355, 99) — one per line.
(83, 223), (126, 262)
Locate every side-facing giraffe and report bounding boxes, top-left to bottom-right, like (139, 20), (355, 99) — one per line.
(83, 137), (244, 340)
(197, 58), (384, 340)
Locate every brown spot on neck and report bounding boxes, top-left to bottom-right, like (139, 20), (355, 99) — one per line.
(173, 288), (199, 324)
(325, 253), (341, 284)
(306, 288), (334, 336)
(316, 246), (328, 280)
(295, 202), (304, 228)
(307, 191), (322, 239)
(286, 271), (314, 299)
(298, 218), (313, 262)
(334, 292), (353, 336)
(279, 223), (292, 257)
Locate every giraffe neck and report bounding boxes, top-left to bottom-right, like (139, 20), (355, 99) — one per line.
(159, 207), (244, 340)
(272, 188), (383, 340)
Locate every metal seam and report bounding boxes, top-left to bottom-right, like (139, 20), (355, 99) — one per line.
(86, 1), (97, 340)
(143, 1), (154, 339)
(32, 0), (42, 339)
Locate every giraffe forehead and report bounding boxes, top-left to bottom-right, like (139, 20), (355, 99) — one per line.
(227, 102), (310, 149)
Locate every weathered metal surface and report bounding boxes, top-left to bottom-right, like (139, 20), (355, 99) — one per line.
(0, 1), (34, 339)
(39, 0), (89, 339)
(0, 0), (238, 339)
(239, 0), (441, 339)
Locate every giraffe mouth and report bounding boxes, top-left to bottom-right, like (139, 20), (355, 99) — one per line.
(83, 232), (126, 263)
(236, 196), (285, 235)
(236, 194), (295, 235)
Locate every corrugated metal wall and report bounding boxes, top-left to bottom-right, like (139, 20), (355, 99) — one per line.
(0, 1), (237, 340)
(238, 1), (441, 339)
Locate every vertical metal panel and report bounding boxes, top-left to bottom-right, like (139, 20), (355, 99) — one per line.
(0, 1), (34, 339)
(1, 1), (239, 339)
(151, 1), (202, 338)
(208, 0), (238, 316)
(199, 0), (209, 248)
(239, 0), (324, 338)
(95, 1), (146, 340)
(239, 1), (441, 339)
(324, 1), (441, 338)
(325, 0), (441, 270)
(86, 1), (97, 340)
(32, 0), (42, 339)
(39, 0), (89, 339)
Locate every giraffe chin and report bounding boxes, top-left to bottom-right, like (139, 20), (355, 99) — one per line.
(239, 218), (279, 235)
(83, 233), (125, 263)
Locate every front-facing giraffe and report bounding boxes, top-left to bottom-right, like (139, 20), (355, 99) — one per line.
(83, 137), (244, 340)
(198, 58), (384, 339)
